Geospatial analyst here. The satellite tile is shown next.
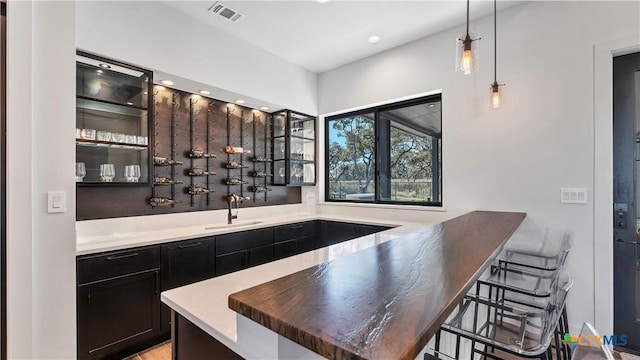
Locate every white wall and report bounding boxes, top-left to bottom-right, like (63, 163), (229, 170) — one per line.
(75, 1), (318, 115)
(318, 1), (640, 334)
(7, 1), (77, 359)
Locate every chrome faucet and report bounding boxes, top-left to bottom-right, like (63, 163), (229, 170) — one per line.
(227, 193), (250, 224)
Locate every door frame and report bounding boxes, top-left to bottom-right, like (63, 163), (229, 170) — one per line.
(594, 35), (640, 337)
(1, 2), (6, 359)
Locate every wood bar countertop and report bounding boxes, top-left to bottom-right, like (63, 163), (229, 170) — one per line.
(229, 210), (526, 360)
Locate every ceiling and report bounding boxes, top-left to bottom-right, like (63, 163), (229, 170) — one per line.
(163, 0), (523, 74)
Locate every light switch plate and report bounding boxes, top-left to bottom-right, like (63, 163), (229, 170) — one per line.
(47, 191), (66, 213)
(560, 187), (587, 204)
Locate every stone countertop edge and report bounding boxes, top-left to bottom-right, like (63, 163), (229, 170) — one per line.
(76, 213), (431, 256)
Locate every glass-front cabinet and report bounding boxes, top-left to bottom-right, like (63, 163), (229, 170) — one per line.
(272, 110), (316, 186)
(75, 52), (152, 185)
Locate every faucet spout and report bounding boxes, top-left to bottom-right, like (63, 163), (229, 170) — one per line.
(227, 194), (249, 224)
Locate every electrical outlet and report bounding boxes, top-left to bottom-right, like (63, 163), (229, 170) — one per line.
(560, 188), (587, 204)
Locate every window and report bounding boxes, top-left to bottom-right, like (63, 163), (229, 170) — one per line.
(325, 95), (442, 206)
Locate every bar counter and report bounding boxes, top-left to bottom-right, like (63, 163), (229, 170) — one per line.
(163, 210), (525, 359)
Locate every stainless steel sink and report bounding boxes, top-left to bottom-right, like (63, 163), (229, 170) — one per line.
(204, 221), (264, 230)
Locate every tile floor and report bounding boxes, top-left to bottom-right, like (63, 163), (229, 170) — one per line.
(123, 341), (171, 360)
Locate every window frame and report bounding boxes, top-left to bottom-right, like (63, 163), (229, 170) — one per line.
(324, 94), (442, 207)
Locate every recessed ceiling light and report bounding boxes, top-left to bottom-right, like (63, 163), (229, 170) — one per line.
(199, 90), (211, 95)
(143, 91), (148, 95)
(161, 80), (174, 86)
(235, 99), (245, 104)
(260, 106), (269, 111)
(126, 102), (133, 106)
(368, 35), (380, 44)
(96, 69), (103, 74)
(98, 63), (111, 69)
(428, 103), (436, 108)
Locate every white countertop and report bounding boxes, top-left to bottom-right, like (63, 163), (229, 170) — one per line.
(76, 212), (429, 255)
(161, 222), (435, 359)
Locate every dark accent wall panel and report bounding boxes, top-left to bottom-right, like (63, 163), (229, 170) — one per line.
(77, 86), (301, 220)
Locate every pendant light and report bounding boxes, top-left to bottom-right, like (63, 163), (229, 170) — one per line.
(490, 0), (504, 108)
(457, 0), (480, 74)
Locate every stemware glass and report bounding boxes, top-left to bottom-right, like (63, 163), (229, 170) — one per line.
(125, 165), (141, 182)
(75, 162), (86, 182)
(100, 164), (115, 182)
(131, 165), (141, 182)
(278, 167), (285, 183)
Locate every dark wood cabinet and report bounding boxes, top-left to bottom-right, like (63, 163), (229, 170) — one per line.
(274, 235), (316, 260)
(355, 224), (392, 237)
(273, 221), (318, 260)
(76, 220), (392, 359)
(77, 246), (161, 360)
(319, 221), (357, 247)
(215, 228), (274, 276)
(160, 237), (215, 334)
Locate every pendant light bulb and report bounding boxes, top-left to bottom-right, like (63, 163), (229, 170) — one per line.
(460, 36), (474, 75)
(490, 82), (502, 109)
(456, 0), (479, 74)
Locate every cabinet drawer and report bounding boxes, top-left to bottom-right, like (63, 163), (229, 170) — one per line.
(215, 228), (273, 255)
(274, 221), (317, 241)
(77, 246), (160, 285)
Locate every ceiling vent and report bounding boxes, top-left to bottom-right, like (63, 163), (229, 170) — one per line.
(208, 2), (243, 23)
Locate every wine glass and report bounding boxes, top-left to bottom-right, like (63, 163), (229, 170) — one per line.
(279, 142), (286, 156)
(125, 165), (141, 182)
(278, 168), (285, 183)
(294, 165), (303, 183)
(131, 165), (141, 182)
(100, 164), (115, 182)
(75, 162), (86, 182)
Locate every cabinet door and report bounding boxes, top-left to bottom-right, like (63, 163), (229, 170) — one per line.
(355, 224), (391, 237)
(319, 221), (356, 247)
(77, 270), (160, 360)
(215, 250), (246, 276)
(274, 221), (317, 241)
(160, 238), (214, 334)
(247, 244), (274, 267)
(161, 238), (215, 290)
(274, 239), (298, 260)
(274, 236), (316, 260)
(215, 228), (273, 255)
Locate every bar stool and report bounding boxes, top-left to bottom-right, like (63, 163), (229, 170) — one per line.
(478, 228), (573, 359)
(431, 267), (573, 360)
(494, 228), (573, 274)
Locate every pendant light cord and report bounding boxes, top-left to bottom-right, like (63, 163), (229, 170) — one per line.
(493, 0), (497, 83)
(466, 0), (470, 35)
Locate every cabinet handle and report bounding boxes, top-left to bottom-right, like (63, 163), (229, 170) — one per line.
(289, 225), (304, 230)
(153, 271), (159, 295)
(616, 238), (640, 245)
(106, 252), (138, 261)
(178, 242), (202, 249)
